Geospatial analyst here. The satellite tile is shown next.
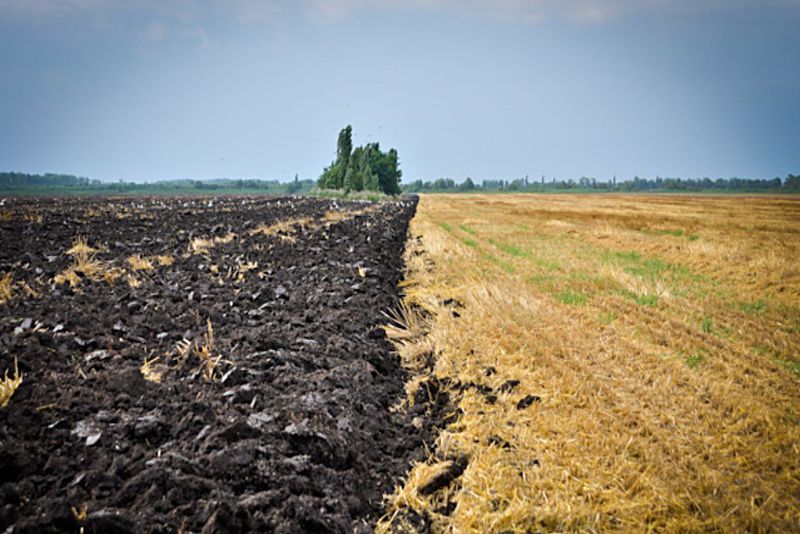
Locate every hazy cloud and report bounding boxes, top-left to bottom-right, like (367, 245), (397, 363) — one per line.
(142, 20), (168, 41)
(3, 0), (799, 24)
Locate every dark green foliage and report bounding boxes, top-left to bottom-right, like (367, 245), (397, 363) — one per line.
(319, 125), (352, 190)
(402, 174), (800, 193)
(0, 172), (315, 195)
(318, 126), (402, 195)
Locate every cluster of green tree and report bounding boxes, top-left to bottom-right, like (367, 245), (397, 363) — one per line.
(317, 125), (402, 195)
(403, 174), (800, 193)
(0, 172), (315, 195)
(0, 172), (100, 187)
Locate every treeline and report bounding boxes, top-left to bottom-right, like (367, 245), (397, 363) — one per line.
(403, 174), (800, 193)
(0, 172), (315, 194)
(318, 125), (402, 195)
(0, 172), (101, 187)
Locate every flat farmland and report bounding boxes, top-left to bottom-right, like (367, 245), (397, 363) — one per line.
(0, 196), (431, 533)
(2, 193), (799, 533)
(381, 194), (800, 532)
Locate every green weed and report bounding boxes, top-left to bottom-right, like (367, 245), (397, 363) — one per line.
(775, 359), (800, 375)
(635, 294), (659, 306)
(685, 353), (705, 369)
(701, 317), (713, 333)
(740, 299), (767, 315)
(613, 250), (641, 262)
(658, 229), (684, 237)
(439, 222), (453, 233)
(459, 224), (477, 235)
(526, 274), (556, 289)
(488, 239), (527, 258)
(535, 258), (560, 271)
(462, 238), (478, 248)
(599, 311), (617, 324)
(558, 290), (588, 306)
(483, 253), (515, 273)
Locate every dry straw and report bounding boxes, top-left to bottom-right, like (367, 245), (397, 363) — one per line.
(380, 194), (800, 532)
(1, 357), (22, 408)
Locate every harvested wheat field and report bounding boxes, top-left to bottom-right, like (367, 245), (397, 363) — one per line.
(380, 194), (800, 533)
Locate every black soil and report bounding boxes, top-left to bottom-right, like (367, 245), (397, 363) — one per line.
(0, 195), (432, 533)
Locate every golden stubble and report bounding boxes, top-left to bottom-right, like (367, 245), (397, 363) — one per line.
(379, 193), (800, 533)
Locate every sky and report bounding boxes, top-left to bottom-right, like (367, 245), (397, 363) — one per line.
(0, 0), (798, 183)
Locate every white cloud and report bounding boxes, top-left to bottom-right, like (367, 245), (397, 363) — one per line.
(2, 0), (798, 24)
(143, 20), (168, 41)
(296, 0), (800, 23)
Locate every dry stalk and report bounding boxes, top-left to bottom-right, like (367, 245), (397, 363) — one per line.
(127, 254), (154, 271)
(140, 356), (163, 383)
(190, 233), (236, 255)
(54, 237), (106, 288)
(1, 357), (23, 408)
(0, 272), (13, 305)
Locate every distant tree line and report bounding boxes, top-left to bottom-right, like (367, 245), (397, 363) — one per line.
(318, 125), (402, 195)
(0, 172), (315, 194)
(0, 172), (101, 187)
(403, 174), (800, 193)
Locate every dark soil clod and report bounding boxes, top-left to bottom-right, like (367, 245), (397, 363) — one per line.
(516, 394), (542, 409)
(418, 456), (469, 496)
(487, 435), (512, 449)
(498, 379), (521, 393)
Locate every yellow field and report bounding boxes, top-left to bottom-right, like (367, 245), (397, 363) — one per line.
(381, 194), (800, 532)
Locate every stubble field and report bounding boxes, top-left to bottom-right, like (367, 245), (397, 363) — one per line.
(381, 193), (800, 532)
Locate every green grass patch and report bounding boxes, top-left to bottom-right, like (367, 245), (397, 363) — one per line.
(635, 294), (659, 306)
(775, 359), (800, 375)
(663, 229), (684, 237)
(309, 188), (393, 202)
(740, 299), (767, 315)
(627, 258), (690, 280)
(488, 238), (528, 258)
(604, 248), (693, 282)
(599, 311), (617, 324)
(535, 258), (560, 271)
(482, 253), (515, 273)
(701, 316), (713, 334)
(569, 271), (595, 282)
(462, 238), (478, 248)
(557, 290), (589, 306)
(439, 222), (453, 233)
(613, 250), (641, 262)
(458, 224), (477, 235)
(642, 227), (700, 241)
(526, 274), (556, 288)
(685, 353), (705, 369)
(617, 288), (659, 306)
(657, 228), (684, 237)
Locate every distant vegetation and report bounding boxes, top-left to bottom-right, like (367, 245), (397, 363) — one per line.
(404, 174), (800, 193)
(4, 170), (797, 197)
(317, 125), (402, 195)
(0, 172), (315, 196)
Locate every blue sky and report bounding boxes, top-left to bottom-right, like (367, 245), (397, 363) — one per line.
(1, 0), (798, 183)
